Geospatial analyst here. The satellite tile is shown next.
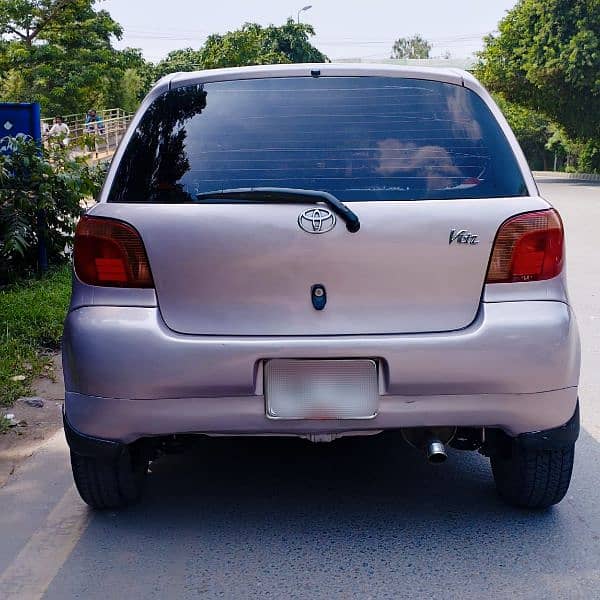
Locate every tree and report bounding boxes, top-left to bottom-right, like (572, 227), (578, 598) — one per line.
(476, 0), (600, 144)
(0, 0), (153, 115)
(154, 48), (203, 80)
(199, 20), (328, 69)
(104, 47), (156, 111)
(0, 0), (79, 46)
(494, 93), (553, 170)
(262, 19), (328, 64)
(0, 136), (104, 281)
(153, 20), (328, 79)
(390, 34), (431, 59)
(114, 68), (144, 113)
(545, 125), (582, 171)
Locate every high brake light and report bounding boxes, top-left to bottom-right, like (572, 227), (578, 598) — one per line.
(74, 216), (154, 288)
(486, 209), (563, 284)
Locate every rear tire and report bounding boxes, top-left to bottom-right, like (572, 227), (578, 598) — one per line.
(70, 446), (148, 509)
(491, 443), (575, 509)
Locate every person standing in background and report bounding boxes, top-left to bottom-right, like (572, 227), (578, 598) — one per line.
(47, 116), (70, 146)
(85, 109), (105, 134)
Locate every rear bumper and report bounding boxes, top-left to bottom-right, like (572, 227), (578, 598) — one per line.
(65, 388), (578, 444)
(62, 300), (580, 442)
(64, 398), (581, 458)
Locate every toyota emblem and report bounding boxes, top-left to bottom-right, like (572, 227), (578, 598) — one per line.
(298, 208), (336, 234)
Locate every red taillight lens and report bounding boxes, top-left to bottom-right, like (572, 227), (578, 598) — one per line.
(486, 209), (564, 284)
(74, 216), (154, 288)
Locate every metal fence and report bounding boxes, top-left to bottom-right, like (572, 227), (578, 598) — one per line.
(41, 108), (133, 159)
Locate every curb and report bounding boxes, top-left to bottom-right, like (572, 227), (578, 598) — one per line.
(533, 171), (600, 182)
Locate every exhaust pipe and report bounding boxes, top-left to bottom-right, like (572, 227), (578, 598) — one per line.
(401, 427), (455, 464)
(426, 440), (448, 464)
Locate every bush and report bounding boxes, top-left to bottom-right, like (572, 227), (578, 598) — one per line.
(579, 140), (600, 174)
(0, 137), (104, 283)
(493, 93), (553, 170)
(545, 127), (600, 174)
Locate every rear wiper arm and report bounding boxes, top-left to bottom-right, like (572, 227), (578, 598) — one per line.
(195, 187), (360, 233)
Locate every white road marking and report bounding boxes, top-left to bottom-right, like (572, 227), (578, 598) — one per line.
(0, 483), (90, 599)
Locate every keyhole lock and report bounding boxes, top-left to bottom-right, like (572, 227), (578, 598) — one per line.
(311, 284), (327, 310)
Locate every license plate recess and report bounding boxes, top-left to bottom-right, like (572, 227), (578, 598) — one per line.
(265, 359), (379, 420)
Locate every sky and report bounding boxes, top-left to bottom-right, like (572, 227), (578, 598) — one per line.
(101, 0), (518, 63)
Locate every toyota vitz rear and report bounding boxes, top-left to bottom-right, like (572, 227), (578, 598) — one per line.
(62, 64), (580, 509)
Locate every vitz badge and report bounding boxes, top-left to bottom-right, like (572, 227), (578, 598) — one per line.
(449, 229), (480, 245)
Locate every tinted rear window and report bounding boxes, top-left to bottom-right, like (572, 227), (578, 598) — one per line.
(108, 76), (527, 203)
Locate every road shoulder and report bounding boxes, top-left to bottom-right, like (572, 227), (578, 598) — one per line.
(0, 353), (64, 488)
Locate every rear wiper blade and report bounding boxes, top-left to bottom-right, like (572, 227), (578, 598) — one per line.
(195, 187), (360, 233)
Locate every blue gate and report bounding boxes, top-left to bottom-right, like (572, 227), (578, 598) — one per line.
(0, 102), (47, 270)
(0, 102), (41, 154)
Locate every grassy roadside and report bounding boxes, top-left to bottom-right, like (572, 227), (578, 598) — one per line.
(0, 265), (71, 409)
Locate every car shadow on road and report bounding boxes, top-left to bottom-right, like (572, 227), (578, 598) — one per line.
(144, 432), (501, 517)
(51, 429), (600, 599)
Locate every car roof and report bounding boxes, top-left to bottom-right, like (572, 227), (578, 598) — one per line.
(166, 63), (476, 91)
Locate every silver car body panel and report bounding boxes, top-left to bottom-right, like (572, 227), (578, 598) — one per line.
(65, 389), (577, 444)
(65, 64), (579, 443)
(63, 301), (579, 399)
(62, 300), (580, 440)
(88, 196), (555, 336)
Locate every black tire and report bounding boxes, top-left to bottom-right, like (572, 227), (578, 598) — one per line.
(491, 443), (575, 509)
(70, 447), (148, 509)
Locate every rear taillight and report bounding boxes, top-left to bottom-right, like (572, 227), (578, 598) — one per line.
(74, 216), (154, 288)
(486, 209), (564, 284)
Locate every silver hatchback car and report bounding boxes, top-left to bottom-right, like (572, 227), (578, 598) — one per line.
(63, 64), (580, 510)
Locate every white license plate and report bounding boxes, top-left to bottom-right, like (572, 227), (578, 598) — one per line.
(265, 359), (379, 420)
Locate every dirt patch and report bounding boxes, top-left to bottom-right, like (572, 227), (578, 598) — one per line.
(0, 353), (64, 487)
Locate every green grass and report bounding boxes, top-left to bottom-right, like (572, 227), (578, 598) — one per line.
(0, 265), (71, 407)
(0, 416), (10, 433)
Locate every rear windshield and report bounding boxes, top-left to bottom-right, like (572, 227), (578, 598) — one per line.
(108, 76), (527, 203)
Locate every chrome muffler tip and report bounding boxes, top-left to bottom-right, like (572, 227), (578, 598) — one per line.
(426, 440), (448, 464)
(401, 427), (454, 464)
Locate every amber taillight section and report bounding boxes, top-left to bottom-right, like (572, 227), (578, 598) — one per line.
(74, 216), (154, 287)
(486, 209), (564, 284)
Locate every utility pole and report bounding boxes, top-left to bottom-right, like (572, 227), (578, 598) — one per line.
(297, 5), (312, 23)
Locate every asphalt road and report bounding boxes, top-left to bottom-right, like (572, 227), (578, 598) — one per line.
(1, 179), (599, 600)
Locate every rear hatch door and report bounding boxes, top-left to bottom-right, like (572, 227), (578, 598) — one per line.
(99, 73), (536, 335)
(93, 196), (546, 336)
